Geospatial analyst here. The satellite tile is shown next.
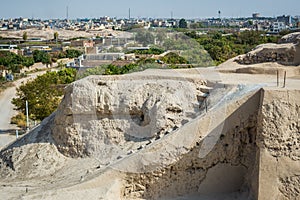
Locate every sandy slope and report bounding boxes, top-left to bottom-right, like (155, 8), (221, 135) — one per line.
(0, 28), (127, 40)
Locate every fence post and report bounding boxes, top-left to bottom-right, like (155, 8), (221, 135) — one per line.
(26, 100), (29, 132)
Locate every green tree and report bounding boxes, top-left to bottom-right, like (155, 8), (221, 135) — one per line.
(66, 49), (82, 58)
(179, 18), (188, 29)
(126, 47), (164, 55)
(104, 63), (138, 75)
(54, 32), (59, 41)
(189, 22), (204, 29)
(0, 51), (34, 72)
(161, 52), (189, 64)
(33, 50), (52, 65)
(12, 68), (76, 121)
(23, 31), (28, 41)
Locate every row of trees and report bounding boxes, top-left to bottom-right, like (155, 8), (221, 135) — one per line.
(186, 30), (280, 65)
(126, 47), (164, 55)
(130, 28), (282, 66)
(79, 52), (191, 78)
(0, 49), (82, 73)
(103, 52), (189, 75)
(0, 51), (35, 73)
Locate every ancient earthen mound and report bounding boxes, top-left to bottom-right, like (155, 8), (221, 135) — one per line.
(218, 32), (300, 75)
(234, 42), (300, 66)
(51, 75), (210, 161)
(279, 32), (300, 44)
(0, 71), (299, 200)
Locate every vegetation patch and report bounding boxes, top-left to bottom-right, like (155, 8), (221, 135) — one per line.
(11, 68), (77, 125)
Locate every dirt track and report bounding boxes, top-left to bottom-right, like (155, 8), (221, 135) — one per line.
(0, 70), (48, 149)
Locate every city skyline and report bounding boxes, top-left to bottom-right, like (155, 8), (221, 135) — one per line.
(1, 0), (299, 20)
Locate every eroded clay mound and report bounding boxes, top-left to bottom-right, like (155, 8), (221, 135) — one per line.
(52, 75), (208, 161)
(279, 32), (300, 44)
(0, 114), (67, 180)
(234, 42), (299, 66)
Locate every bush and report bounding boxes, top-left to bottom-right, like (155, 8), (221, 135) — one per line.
(127, 47), (164, 55)
(66, 49), (82, 58)
(104, 63), (138, 75)
(33, 50), (51, 65)
(11, 113), (26, 128)
(161, 52), (189, 64)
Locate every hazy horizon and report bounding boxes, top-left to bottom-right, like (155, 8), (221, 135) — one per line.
(1, 0), (299, 20)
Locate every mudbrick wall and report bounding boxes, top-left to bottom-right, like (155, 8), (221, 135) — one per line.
(257, 89), (300, 200)
(122, 89), (300, 200)
(122, 91), (262, 199)
(123, 117), (259, 199)
(51, 76), (208, 161)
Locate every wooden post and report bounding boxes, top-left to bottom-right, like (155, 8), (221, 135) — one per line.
(277, 70), (279, 87)
(283, 71), (287, 88)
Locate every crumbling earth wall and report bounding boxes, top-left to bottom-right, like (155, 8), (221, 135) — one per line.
(121, 89), (300, 200)
(234, 43), (300, 66)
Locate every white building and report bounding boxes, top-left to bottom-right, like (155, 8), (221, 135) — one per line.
(270, 22), (288, 33)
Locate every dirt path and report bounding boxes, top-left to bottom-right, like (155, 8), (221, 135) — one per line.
(0, 70), (53, 130)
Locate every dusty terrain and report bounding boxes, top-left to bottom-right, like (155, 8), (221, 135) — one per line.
(0, 28), (128, 40)
(0, 33), (299, 200)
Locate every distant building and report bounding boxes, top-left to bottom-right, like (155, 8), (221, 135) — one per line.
(29, 46), (52, 52)
(270, 22), (288, 33)
(70, 40), (94, 48)
(0, 44), (18, 51)
(0, 44), (19, 54)
(277, 15), (292, 26)
(252, 13), (260, 19)
(67, 53), (125, 68)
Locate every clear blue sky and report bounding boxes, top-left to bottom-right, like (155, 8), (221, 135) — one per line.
(1, 0), (299, 19)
